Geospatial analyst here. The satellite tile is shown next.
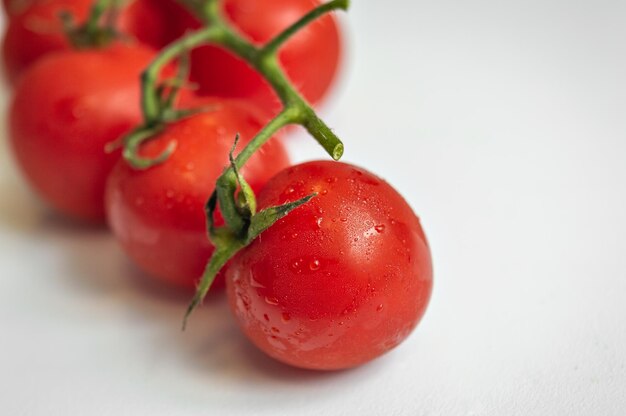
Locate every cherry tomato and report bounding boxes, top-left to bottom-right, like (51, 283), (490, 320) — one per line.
(105, 100), (290, 290)
(2, 0), (36, 16)
(2, 0), (91, 82)
(226, 161), (433, 370)
(9, 42), (155, 222)
(188, 0), (342, 112)
(1, 0), (184, 82)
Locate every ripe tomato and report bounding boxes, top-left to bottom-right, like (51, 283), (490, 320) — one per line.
(105, 100), (290, 290)
(9, 42), (155, 222)
(2, 0), (91, 82)
(2, 0), (35, 16)
(1, 0), (185, 82)
(188, 0), (342, 111)
(226, 161), (433, 370)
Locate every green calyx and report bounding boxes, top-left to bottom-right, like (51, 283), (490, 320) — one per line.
(62, 0), (121, 50)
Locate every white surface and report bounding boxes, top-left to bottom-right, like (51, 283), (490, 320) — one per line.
(2, 0), (626, 415)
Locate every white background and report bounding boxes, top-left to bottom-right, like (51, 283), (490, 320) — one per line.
(1, 0), (626, 414)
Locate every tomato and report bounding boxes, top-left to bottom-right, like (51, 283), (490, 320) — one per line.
(119, 0), (193, 51)
(188, 0), (342, 112)
(1, 0), (185, 82)
(105, 100), (290, 290)
(226, 161), (433, 370)
(2, 0), (91, 82)
(2, 0), (36, 16)
(9, 43), (155, 222)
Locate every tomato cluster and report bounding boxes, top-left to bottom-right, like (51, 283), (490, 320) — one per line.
(3, 0), (432, 371)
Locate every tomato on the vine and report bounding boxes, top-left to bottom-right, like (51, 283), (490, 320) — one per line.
(187, 0), (342, 111)
(9, 42), (155, 222)
(226, 161), (433, 370)
(1, 0), (186, 82)
(105, 100), (290, 290)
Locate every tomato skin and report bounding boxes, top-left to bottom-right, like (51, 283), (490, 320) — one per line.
(2, 0), (36, 16)
(226, 161), (433, 370)
(188, 0), (342, 111)
(105, 100), (290, 290)
(1, 0), (184, 83)
(9, 43), (155, 222)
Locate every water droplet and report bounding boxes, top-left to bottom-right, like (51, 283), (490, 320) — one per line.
(375, 224), (386, 233)
(265, 296), (279, 306)
(281, 313), (291, 322)
(316, 217), (323, 228)
(263, 314), (270, 322)
(309, 259), (320, 271)
(286, 187), (295, 194)
(340, 217), (348, 223)
(271, 327), (280, 333)
(321, 189), (328, 195)
(377, 304), (384, 312)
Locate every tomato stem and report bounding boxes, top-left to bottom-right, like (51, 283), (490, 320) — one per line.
(262, 0), (349, 57)
(65, 0), (121, 49)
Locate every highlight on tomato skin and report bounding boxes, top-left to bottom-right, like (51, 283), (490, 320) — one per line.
(226, 161), (433, 370)
(105, 99), (291, 291)
(8, 42), (155, 223)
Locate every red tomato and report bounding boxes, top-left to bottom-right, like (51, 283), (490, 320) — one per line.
(226, 161), (433, 370)
(188, 0), (342, 112)
(105, 101), (290, 290)
(2, 0), (92, 82)
(2, 0), (36, 16)
(1, 0), (185, 82)
(9, 43), (155, 222)
(119, 0), (193, 51)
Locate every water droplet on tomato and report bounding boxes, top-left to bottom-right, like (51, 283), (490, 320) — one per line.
(375, 224), (386, 233)
(309, 259), (320, 271)
(377, 304), (384, 312)
(281, 313), (291, 322)
(340, 217), (348, 223)
(263, 314), (270, 322)
(265, 296), (279, 306)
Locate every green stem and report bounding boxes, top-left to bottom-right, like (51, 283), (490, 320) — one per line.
(173, 0), (344, 158)
(141, 27), (222, 125)
(84, 0), (111, 35)
(262, 0), (349, 56)
(216, 109), (296, 234)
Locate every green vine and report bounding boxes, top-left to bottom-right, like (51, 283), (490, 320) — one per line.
(117, 0), (350, 328)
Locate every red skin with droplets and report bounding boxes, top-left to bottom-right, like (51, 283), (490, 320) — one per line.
(105, 100), (290, 290)
(226, 161), (433, 370)
(9, 43), (155, 222)
(188, 0), (342, 112)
